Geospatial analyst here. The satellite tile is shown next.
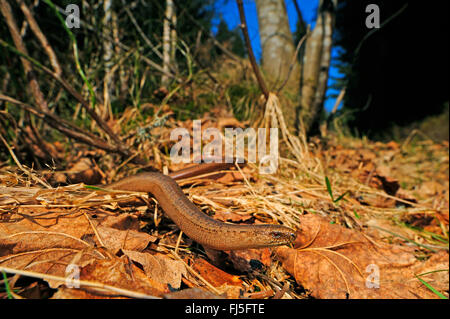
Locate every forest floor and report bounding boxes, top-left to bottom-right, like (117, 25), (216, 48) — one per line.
(0, 106), (448, 299)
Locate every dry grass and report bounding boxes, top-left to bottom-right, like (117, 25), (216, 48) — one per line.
(0, 91), (448, 299)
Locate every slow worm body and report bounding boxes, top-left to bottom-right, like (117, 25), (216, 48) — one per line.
(107, 171), (296, 250)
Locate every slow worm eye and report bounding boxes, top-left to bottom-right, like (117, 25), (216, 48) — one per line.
(270, 231), (282, 239)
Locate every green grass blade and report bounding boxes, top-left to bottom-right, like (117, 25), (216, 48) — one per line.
(415, 275), (448, 299)
(325, 176), (348, 203)
(2, 271), (13, 299)
(334, 191), (349, 203)
(84, 185), (108, 191)
(370, 225), (438, 252)
(325, 176), (334, 202)
(416, 269), (449, 277)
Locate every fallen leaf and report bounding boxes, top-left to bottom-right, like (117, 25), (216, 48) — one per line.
(0, 207), (158, 293)
(418, 181), (445, 197)
(66, 157), (102, 185)
(96, 226), (155, 254)
(386, 141), (400, 150)
(212, 210), (253, 223)
(226, 248), (272, 272)
(189, 257), (244, 298)
(163, 287), (223, 299)
(276, 214), (449, 299)
(122, 250), (186, 289)
(51, 257), (168, 298)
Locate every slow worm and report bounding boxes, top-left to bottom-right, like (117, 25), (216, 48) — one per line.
(106, 165), (296, 251)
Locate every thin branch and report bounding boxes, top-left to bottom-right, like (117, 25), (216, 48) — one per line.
(292, 0), (307, 34)
(0, 266), (161, 299)
(0, 132), (52, 189)
(354, 3), (409, 59)
(0, 39), (139, 161)
(175, 1), (242, 64)
(331, 86), (346, 114)
(51, 3), (178, 81)
(277, 27), (310, 93)
(121, 0), (164, 61)
(0, 0), (49, 112)
(0, 93), (124, 155)
(16, 0), (62, 76)
(236, 0), (269, 99)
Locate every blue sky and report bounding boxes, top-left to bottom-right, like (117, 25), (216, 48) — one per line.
(212, 0), (342, 112)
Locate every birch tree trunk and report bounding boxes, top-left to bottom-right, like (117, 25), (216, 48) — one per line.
(161, 0), (174, 87)
(170, 9), (177, 69)
(256, 0), (300, 90)
(255, 0), (300, 130)
(300, 0), (336, 134)
(102, 0), (114, 119)
(310, 4), (335, 132)
(112, 9), (128, 103)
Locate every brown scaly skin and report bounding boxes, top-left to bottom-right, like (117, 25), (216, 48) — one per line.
(107, 172), (296, 250)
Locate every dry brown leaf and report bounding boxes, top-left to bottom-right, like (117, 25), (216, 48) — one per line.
(51, 286), (122, 299)
(216, 168), (252, 184)
(163, 287), (224, 299)
(0, 208), (157, 292)
(357, 193), (397, 208)
(51, 257), (168, 298)
(276, 214), (449, 299)
(226, 248), (272, 272)
(412, 250), (449, 292)
(212, 210), (253, 223)
(97, 213), (143, 231)
(122, 250), (186, 289)
(418, 181), (446, 197)
(96, 226), (155, 254)
(190, 258), (243, 287)
(385, 141), (400, 150)
(65, 157), (102, 185)
(189, 257), (243, 298)
(0, 209), (101, 282)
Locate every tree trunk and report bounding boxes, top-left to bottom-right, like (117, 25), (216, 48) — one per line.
(310, 5), (335, 132)
(103, 0), (114, 119)
(255, 0), (300, 130)
(300, 0), (336, 134)
(161, 0), (174, 87)
(170, 8), (177, 67)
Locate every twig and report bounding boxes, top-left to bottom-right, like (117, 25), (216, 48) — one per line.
(331, 86), (346, 114)
(168, 251), (222, 296)
(236, 0), (269, 99)
(276, 27), (310, 93)
(175, 1), (242, 64)
(0, 132), (51, 189)
(292, 0), (307, 34)
(83, 213), (106, 248)
(51, 3), (178, 81)
(0, 0), (49, 112)
(1, 4), (136, 161)
(121, 0), (164, 61)
(354, 3), (409, 58)
(0, 266), (161, 299)
(43, 0), (97, 110)
(0, 39), (141, 162)
(0, 93), (124, 155)
(16, 0), (62, 76)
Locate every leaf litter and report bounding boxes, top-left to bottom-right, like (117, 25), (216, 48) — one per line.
(0, 103), (448, 299)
